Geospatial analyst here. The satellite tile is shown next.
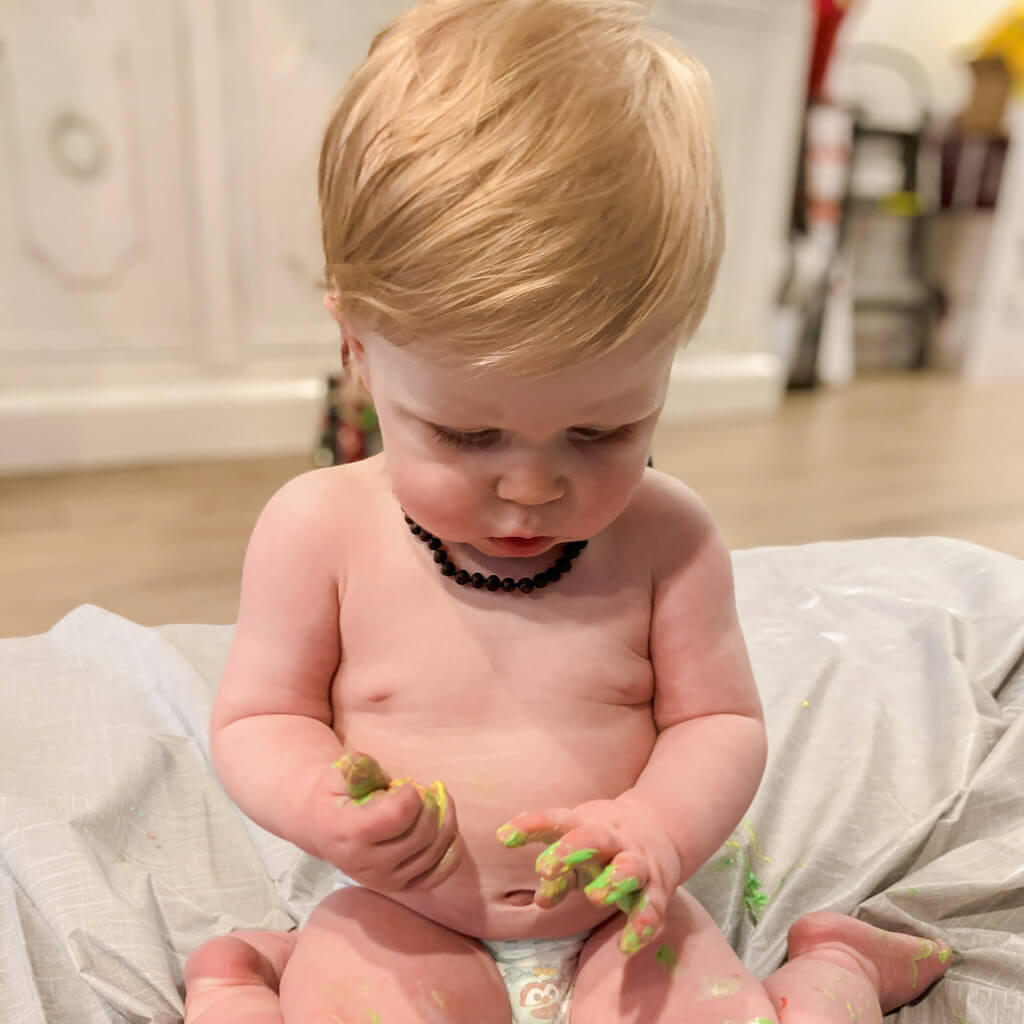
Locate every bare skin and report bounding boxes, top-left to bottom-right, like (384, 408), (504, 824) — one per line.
(189, 328), (952, 1021)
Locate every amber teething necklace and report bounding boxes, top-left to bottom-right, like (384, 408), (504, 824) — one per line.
(403, 513), (587, 594)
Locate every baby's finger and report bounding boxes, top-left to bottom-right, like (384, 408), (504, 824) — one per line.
(495, 808), (580, 850)
(343, 779), (425, 843)
(533, 825), (619, 881)
(619, 889), (666, 956)
(334, 752), (390, 802)
(381, 782), (456, 862)
(583, 852), (648, 913)
(535, 870), (579, 910)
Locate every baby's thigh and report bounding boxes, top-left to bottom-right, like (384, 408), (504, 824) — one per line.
(571, 888), (777, 1024)
(279, 887), (511, 1024)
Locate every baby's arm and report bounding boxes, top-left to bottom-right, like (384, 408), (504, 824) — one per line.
(210, 473), (346, 854)
(500, 478), (765, 948)
(210, 472), (458, 884)
(623, 480), (766, 880)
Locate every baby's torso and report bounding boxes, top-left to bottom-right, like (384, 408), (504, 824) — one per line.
(329, 459), (662, 939)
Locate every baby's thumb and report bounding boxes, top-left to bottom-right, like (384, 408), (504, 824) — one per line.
(334, 751), (390, 803)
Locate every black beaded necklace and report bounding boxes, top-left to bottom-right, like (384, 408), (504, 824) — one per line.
(403, 513), (587, 594)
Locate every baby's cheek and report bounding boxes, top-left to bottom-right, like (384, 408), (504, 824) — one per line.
(390, 458), (480, 537)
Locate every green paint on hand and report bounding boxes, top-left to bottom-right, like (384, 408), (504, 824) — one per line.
(620, 923), (655, 954)
(654, 944), (677, 973)
(335, 753), (389, 800)
(537, 874), (570, 904)
(496, 824), (527, 847)
(585, 866), (642, 909)
(535, 841), (563, 875)
(563, 847), (598, 867)
(937, 947), (953, 964)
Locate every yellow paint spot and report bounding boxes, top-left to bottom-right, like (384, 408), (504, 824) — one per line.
(803, 700), (811, 708)
(910, 940), (934, 987)
(696, 974), (741, 1001)
(741, 820), (773, 864)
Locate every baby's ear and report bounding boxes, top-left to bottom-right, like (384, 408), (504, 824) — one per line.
(339, 324), (370, 391)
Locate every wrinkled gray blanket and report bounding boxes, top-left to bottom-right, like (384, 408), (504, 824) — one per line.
(1, 538), (1022, 1023)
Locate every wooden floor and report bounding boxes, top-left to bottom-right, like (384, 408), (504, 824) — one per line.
(1, 373), (1022, 638)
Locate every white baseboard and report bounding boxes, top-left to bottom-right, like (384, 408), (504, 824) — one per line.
(0, 354), (783, 473)
(0, 379), (327, 474)
(662, 352), (785, 423)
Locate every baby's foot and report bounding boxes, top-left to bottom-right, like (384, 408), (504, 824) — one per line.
(786, 911), (952, 1013)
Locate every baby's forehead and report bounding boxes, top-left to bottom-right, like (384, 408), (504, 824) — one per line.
(393, 353), (667, 428)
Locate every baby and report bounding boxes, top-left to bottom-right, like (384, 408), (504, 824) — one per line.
(184, 2), (951, 1021)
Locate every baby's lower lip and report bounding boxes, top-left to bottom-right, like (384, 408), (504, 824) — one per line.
(489, 536), (554, 555)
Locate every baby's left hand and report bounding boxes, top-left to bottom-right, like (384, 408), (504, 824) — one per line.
(496, 800), (681, 954)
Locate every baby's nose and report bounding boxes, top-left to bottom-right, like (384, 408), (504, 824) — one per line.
(495, 463), (565, 507)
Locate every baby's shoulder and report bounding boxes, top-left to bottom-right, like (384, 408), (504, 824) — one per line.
(616, 470), (723, 581)
(251, 456), (389, 548)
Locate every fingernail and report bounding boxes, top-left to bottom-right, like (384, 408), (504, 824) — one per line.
(430, 781), (449, 828)
(584, 866), (642, 909)
(535, 841), (564, 876)
(496, 824), (527, 847)
(334, 753), (388, 800)
(620, 922), (655, 955)
(537, 874), (571, 906)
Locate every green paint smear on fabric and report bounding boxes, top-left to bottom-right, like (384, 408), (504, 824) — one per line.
(655, 944), (677, 973)
(744, 867), (770, 921)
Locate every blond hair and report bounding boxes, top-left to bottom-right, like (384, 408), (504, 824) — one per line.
(319, 0), (723, 374)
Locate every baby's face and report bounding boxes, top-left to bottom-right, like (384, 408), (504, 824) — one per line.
(349, 321), (678, 558)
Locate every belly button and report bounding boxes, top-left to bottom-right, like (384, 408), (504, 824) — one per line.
(503, 890), (535, 907)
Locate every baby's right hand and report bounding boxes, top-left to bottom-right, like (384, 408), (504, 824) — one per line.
(308, 752), (461, 892)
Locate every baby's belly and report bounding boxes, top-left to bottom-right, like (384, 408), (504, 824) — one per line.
(339, 703), (657, 940)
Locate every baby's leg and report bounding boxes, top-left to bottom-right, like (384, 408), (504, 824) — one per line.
(761, 910), (952, 1023)
(570, 887), (778, 1023)
(279, 887), (511, 1023)
(184, 888), (512, 1023)
(184, 928), (298, 1023)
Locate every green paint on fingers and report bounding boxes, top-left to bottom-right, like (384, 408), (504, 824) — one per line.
(496, 825), (527, 847)
(563, 847), (598, 867)
(537, 874), (571, 904)
(335, 753), (390, 801)
(937, 946), (953, 964)
(620, 923), (655, 955)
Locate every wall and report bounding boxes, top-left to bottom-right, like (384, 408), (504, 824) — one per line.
(834, 0), (1014, 124)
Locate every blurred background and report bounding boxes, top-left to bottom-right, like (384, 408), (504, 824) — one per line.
(1, 0), (1023, 637)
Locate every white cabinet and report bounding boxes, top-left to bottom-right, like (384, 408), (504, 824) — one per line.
(0, 0), (809, 471)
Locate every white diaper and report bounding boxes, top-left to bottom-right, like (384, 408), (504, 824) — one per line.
(480, 932), (590, 1024)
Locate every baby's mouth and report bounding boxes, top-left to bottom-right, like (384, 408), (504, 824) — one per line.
(487, 536), (555, 557)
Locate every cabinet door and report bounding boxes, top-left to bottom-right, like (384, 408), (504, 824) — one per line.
(0, 0), (196, 370)
(217, 0), (412, 368)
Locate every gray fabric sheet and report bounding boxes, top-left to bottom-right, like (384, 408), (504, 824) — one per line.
(1, 537), (1022, 1023)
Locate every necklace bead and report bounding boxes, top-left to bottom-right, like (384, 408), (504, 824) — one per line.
(404, 512), (587, 594)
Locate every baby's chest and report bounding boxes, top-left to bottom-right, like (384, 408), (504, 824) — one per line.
(335, 587), (654, 716)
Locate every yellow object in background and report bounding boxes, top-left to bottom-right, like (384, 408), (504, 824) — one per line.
(974, 4), (1024, 86)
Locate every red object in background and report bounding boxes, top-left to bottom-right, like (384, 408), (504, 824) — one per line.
(808, 0), (855, 100)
